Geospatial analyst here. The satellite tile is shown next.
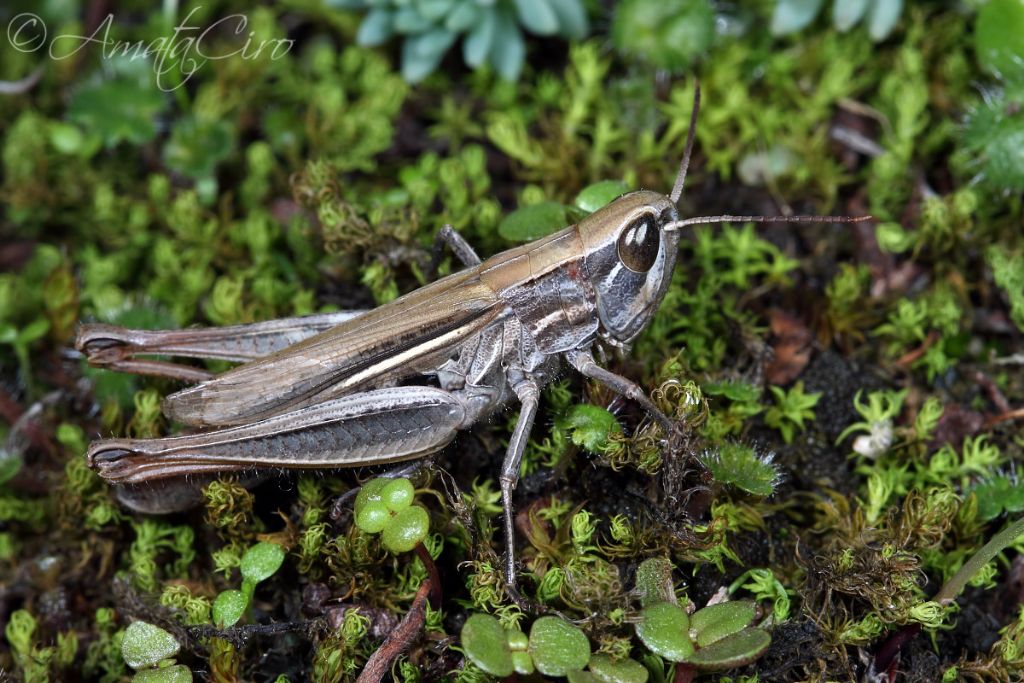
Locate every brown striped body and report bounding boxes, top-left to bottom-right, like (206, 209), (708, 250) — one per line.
(160, 191), (679, 430)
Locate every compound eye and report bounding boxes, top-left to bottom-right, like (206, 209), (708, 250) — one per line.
(616, 213), (660, 273)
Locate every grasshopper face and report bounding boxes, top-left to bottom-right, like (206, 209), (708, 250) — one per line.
(578, 190), (681, 345)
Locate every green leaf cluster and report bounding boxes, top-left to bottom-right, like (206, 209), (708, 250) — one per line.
(121, 621), (192, 683)
(771, 0), (904, 42)
(462, 613), (635, 679)
(354, 477), (431, 553)
(339, 0), (588, 82)
(764, 381), (821, 444)
(5, 609), (80, 683)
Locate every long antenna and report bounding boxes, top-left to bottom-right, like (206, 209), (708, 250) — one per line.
(666, 214), (871, 231)
(666, 80), (871, 230)
(669, 80), (701, 205)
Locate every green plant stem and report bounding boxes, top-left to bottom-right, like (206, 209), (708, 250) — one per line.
(673, 662), (696, 683)
(875, 515), (1024, 673)
(935, 515), (1024, 605)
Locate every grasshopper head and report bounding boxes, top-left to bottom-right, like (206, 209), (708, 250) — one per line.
(577, 81), (867, 347)
(577, 190), (681, 345)
(576, 82), (697, 346)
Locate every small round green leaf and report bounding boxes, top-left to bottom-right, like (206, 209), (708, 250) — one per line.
(574, 180), (629, 214)
(699, 444), (780, 497)
(356, 478), (388, 506)
(634, 558), (674, 607)
(567, 672), (599, 683)
(689, 601), (757, 648)
(132, 664), (194, 683)
(355, 478), (391, 533)
(122, 621), (181, 670)
(975, 0), (1024, 81)
(212, 589), (248, 629)
(380, 478), (415, 512)
(962, 89), (1024, 191)
(462, 614), (514, 677)
(687, 627), (771, 671)
(561, 404), (621, 452)
(635, 602), (693, 662)
(163, 117), (235, 181)
(498, 201), (568, 242)
(239, 542), (285, 584)
(355, 500), (390, 534)
(68, 77), (165, 148)
(528, 616), (591, 676)
(587, 653), (649, 683)
(508, 629), (529, 651)
(512, 650), (535, 675)
(49, 122), (85, 154)
(381, 505), (429, 553)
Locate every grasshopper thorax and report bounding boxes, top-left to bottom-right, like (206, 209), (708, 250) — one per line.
(577, 190), (681, 346)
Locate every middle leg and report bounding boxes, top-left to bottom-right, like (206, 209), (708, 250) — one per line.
(565, 348), (675, 435)
(499, 376), (541, 589)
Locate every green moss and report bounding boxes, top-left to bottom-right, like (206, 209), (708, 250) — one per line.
(128, 520), (196, 593)
(764, 381), (821, 444)
(988, 247), (1024, 331)
(160, 585), (212, 626)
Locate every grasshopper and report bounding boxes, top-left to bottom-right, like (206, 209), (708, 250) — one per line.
(77, 85), (865, 586)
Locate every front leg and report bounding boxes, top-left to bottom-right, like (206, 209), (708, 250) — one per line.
(565, 348), (675, 435)
(499, 376), (541, 589)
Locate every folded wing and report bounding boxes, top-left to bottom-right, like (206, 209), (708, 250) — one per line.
(163, 270), (501, 426)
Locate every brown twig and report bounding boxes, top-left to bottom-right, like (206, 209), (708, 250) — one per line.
(972, 370), (1013, 414)
(356, 541), (441, 682)
(984, 407), (1024, 430)
(356, 579), (431, 683)
(414, 543), (442, 609)
(894, 331), (939, 368)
